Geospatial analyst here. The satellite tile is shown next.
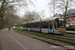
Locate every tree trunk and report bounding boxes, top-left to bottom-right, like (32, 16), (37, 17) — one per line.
(64, 1), (68, 27)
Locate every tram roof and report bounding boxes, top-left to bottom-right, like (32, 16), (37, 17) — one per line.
(22, 17), (63, 24)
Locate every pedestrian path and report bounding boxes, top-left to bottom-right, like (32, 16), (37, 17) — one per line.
(0, 28), (65, 50)
(66, 31), (75, 33)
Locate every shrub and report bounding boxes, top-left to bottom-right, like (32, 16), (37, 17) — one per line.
(68, 25), (75, 27)
(66, 27), (75, 30)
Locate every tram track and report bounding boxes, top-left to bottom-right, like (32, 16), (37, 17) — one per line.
(46, 34), (75, 41)
(29, 33), (75, 46)
(37, 35), (75, 45)
(14, 28), (75, 47)
(13, 28), (75, 50)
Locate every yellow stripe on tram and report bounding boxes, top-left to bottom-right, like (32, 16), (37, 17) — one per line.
(59, 19), (64, 21)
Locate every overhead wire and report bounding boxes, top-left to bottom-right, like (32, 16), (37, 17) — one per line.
(35, 2), (53, 11)
(35, 4), (49, 11)
(33, 0), (51, 11)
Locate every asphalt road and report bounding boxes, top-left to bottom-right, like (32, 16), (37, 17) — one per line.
(0, 28), (65, 50)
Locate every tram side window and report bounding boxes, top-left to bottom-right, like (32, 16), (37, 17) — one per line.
(27, 24), (28, 27)
(29, 23), (31, 28)
(41, 22), (48, 28)
(25, 24), (26, 27)
(23, 24), (24, 27)
(21, 24), (23, 27)
(35, 23), (37, 28)
(33, 23), (37, 28)
(31, 23), (36, 28)
(50, 21), (53, 29)
(54, 22), (56, 29)
(23, 24), (25, 27)
(44, 22), (48, 28)
(41, 22), (44, 28)
(26, 24), (28, 27)
(33, 23), (35, 28)
(28, 24), (30, 27)
(31, 23), (33, 28)
(36, 23), (39, 28)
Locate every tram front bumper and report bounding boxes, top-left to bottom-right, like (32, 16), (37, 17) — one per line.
(54, 31), (66, 34)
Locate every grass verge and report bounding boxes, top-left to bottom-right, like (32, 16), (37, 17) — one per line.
(13, 28), (75, 49)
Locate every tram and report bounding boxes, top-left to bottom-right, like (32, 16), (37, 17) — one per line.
(13, 24), (18, 29)
(22, 17), (66, 34)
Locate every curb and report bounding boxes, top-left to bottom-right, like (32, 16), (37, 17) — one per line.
(13, 29), (75, 50)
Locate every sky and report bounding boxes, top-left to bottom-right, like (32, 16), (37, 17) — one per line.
(16, 0), (51, 18)
(15, 0), (75, 19)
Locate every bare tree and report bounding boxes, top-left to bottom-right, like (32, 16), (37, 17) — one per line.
(48, 0), (57, 17)
(4, 12), (23, 27)
(0, 0), (33, 27)
(23, 11), (41, 22)
(0, 0), (19, 27)
(49, 0), (75, 24)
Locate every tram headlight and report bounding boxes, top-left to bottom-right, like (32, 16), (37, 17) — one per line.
(57, 28), (59, 30)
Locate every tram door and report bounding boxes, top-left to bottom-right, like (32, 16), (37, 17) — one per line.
(49, 21), (54, 33)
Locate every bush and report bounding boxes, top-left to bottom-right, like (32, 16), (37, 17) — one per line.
(68, 25), (75, 27)
(68, 25), (72, 27)
(66, 27), (75, 30)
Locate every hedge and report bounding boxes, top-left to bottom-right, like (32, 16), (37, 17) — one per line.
(66, 27), (75, 31)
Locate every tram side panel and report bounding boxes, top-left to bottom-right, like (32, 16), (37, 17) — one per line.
(30, 23), (39, 31)
(23, 24), (27, 30)
(41, 21), (49, 33)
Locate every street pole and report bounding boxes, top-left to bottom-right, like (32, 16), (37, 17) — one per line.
(39, 19), (41, 33)
(53, 0), (55, 17)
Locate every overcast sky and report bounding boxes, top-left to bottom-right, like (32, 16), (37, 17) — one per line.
(15, 0), (75, 18)
(15, 0), (51, 18)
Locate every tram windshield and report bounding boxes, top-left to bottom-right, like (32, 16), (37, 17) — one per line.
(57, 20), (65, 28)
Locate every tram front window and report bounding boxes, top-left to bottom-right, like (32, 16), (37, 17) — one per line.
(58, 20), (65, 28)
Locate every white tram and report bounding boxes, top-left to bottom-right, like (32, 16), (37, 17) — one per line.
(21, 17), (66, 34)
